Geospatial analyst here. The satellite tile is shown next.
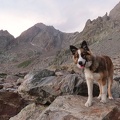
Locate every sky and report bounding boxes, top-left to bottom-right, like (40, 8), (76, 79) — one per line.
(0, 0), (120, 38)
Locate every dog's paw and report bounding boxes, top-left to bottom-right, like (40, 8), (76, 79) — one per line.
(97, 95), (101, 99)
(100, 99), (107, 103)
(109, 96), (113, 100)
(85, 101), (92, 107)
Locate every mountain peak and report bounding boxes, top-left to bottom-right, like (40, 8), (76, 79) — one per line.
(0, 30), (14, 37)
(34, 23), (54, 30)
(34, 23), (46, 29)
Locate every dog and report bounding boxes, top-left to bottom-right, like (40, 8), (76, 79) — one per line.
(70, 41), (113, 107)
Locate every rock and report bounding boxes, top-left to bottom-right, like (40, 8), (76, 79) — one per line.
(114, 76), (120, 83)
(55, 71), (64, 76)
(10, 95), (120, 120)
(0, 73), (7, 79)
(0, 90), (26, 120)
(0, 78), (4, 84)
(9, 103), (46, 120)
(18, 68), (120, 105)
(3, 83), (14, 89)
(39, 95), (120, 120)
(16, 78), (24, 86)
(0, 84), (3, 89)
(112, 80), (120, 98)
(103, 12), (109, 21)
(15, 72), (28, 78)
(41, 95), (120, 120)
(24, 69), (55, 80)
(5, 75), (19, 84)
(18, 69), (99, 105)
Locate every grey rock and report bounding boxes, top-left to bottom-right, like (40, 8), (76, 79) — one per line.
(18, 69), (100, 104)
(112, 80), (120, 98)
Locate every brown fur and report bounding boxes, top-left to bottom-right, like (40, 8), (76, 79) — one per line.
(91, 55), (113, 98)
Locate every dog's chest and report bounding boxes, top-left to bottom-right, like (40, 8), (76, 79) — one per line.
(84, 68), (101, 80)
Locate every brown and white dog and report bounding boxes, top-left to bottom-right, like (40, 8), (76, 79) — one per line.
(70, 41), (113, 107)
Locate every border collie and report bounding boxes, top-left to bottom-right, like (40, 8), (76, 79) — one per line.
(70, 41), (113, 107)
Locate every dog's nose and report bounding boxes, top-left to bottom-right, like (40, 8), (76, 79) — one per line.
(78, 61), (82, 65)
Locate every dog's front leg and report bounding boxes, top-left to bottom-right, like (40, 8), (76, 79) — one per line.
(85, 78), (93, 107)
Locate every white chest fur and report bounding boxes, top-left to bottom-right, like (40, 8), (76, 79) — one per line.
(84, 68), (101, 81)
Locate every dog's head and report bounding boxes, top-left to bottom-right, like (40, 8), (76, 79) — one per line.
(70, 41), (92, 69)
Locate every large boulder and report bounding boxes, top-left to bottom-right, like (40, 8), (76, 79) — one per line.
(18, 69), (99, 104)
(10, 95), (120, 120)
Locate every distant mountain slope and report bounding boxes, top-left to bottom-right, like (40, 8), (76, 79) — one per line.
(13, 23), (78, 56)
(0, 23), (78, 73)
(0, 30), (15, 52)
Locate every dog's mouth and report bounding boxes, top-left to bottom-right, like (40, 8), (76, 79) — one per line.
(80, 65), (85, 68)
(78, 61), (86, 69)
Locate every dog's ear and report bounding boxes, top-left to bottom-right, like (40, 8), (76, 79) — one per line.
(81, 41), (89, 51)
(70, 45), (78, 55)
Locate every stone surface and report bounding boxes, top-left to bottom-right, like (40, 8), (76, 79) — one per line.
(112, 79), (120, 98)
(0, 90), (26, 120)
(10, 95), (120, 120)
(37, 95), (120, 120)
(10, 103), (46, 120)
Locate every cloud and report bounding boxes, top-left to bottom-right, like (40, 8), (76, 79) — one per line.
(0, 0), (119, 37)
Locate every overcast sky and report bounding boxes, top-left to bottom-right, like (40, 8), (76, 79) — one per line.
(0, 0), (119, 37)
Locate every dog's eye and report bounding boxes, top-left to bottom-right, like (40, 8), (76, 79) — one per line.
(81, 53), (86, 58)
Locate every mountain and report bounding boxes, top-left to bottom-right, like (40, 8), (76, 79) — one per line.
(0, 23), (78, 73)
(14, 23), (78, 56)
(0, 30), (15, 52)
(1, 2), (120, 74)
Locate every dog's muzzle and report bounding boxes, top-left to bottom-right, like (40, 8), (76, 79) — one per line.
(78, 60), (87, 68)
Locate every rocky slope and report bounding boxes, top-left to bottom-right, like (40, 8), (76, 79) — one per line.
(16, 23), (78, 52)
(0, 30), (15, 52)
(72, 2), (120, 58)
(0, 23), (78, 74)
